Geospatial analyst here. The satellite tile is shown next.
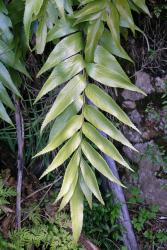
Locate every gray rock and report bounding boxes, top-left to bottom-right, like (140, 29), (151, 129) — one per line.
(154, 76), (166, 93)
(122, 101), (136, 110)
(130, 110), (142, 126)
(121, 71), (154, 101)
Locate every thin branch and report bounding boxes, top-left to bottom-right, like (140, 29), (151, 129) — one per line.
(14, 98), (24, 229)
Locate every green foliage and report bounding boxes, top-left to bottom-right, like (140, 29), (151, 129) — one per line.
(22, 0), (150, 240)
(83, 193), (124, 250)
(0, 212), (83, 250)
(0, 177), (16, 214)
(0, 0), (150, 241)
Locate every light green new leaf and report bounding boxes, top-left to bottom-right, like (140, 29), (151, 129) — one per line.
(82, 122), (132, 170)
(100, 28), (133, 62)
(47, 18), (78, 42)
(0, 62), (20, 97)
(35, 54), (85, 102)
(80, 158), (104, 204)
(37, 32), (83, 76)
(79, 175), (92, 208)
(81, 139), (123, 186)
(0, 82), (15, 110)
(85, 18), (104, 62)
(35, 115), (83, 158)
(0, 40), (30, 78)
(59, 172), (78, 211)
(40, 132), (81, 178)
(49, 97), (83, 141)
(106, 2), (120, 45)
(0, 101), (13, 125)
(86, 63), (145, 94)
(132, 0), (150, 16)
(73, 11), (102, 25)
(85, 84), (139, 131)
(56, 150), (80, 201)
(73, 0), (106, 19)
(41, 75), (87, 131)
(70, 181), (84, 243)
(24, 0), (44, 45)
(84, 105), (136, 151)
(114, 0), (135, 34)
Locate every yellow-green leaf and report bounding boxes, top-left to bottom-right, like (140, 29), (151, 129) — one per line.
(82, 122), (132, 170)
(79, 174), (92, 208)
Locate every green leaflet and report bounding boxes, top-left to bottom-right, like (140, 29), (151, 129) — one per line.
(81, 139), (123, 186)
(49, 97), (83, 141)
(84, 105), (136, 151)
(36, 14), (47, 54)
(0, 101), (13, 125)
(79, 175), (92, 209)
(85, 18), (104, 62)
(0, 40), (30, 78)
(106, 2), (120, 46)
(56, 150), (80, 201)
(41, 75), (87, 131)
(70, 181), (84, 243)
(73, 0), (106, 19)
(85, 84), (139, 131)
(35, 54), (85, 102)
(132, 0), (150, 16)
(59, 171), (78, 211)
(82, 122), (132, 170)
(100, 28), (133, 62)
(0, 82), (15, 111)
(35, 115), (83, 158)
(80, 158), (104, 204)
(55, 0), (65, 19)
(94, 45), (129, 80)
(24, 0), (44, 45)
(40, 132), (82, 178)
(37, 32), (83, 76)
(47, 18), (78, 42)
(0, 62), (21, 97)
(73, 11), (102, 25)
(86, 63), (145, 94)
(114, 0), (135, 34)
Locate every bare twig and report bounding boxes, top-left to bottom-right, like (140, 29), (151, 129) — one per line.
(14, 98), (24, 229)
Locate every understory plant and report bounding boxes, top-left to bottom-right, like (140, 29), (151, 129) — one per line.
(0, 0), (150, 241)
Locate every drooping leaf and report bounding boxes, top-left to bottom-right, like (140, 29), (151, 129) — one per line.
(114, 0), (135, 33)
(100, 28), (133, 62)
(24, 0), (44, 45)
(85, 84), (139, 131)
(0, 82), (15, 110)
(47, 18), (78, 42)
(56, 150), (80, 201)
(70, 181), (84, 242)
(37, 32), (83, 76)
(40, 132), (82, 178)
(41, 75), (87, 131)
(84, 105), (136, 150)
(80, 158), (104, 204)
(85, 18), (104, 62)
(35, 54), (85, 102)
(59, 171), (78, 211)
(81, 139), (123, 186)
(0, 101), (13, 125)
(35, 115), (83, 157)
(79, 174), (92, 208)
(86, 63), (145, 94)
(132, 0), (150, 16)
(82, 122), (132, 170)
(49, 97), (83, 141)
(0, 62), (21, 97)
